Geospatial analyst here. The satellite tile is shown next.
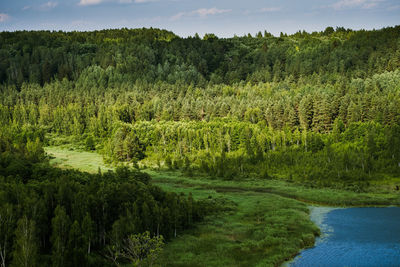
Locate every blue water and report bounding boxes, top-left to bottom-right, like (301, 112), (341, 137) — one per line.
(290, 207), (400, 267)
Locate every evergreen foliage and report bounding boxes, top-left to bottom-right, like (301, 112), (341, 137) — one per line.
(0, 132), (207, 266)
(1, 25), (400, 265)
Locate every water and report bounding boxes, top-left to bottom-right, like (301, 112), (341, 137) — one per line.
(290, 207), (400, 267)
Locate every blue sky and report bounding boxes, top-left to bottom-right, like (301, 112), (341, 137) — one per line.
(0, 0), (399, 37)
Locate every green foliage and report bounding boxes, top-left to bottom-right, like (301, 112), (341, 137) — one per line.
(85, 135), (96, 151)
(0, 135), (206, 266)
(1, 25), (400, 266)
(121, 231), (164, 267)
(11, 216), (38, 267)
(1, 26), (400, 87)
(158, 180), (320, 267)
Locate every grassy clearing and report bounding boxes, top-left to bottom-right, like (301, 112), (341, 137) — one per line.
(145, 173), (319, 266)
(44, 146), (400, 266)
(148, 170), (400, 207)
(44, 146), (400, 206)
(45, 146), (112, 173)
(159, 191), (319, 267)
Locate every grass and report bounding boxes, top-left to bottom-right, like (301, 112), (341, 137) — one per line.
(158, 190), (319, 267)
(45, 146), (112, 173)
(140, 172), (320, 266)
(44, 146), (400, 266)
(149, 171), (400, 266)
(148, 170), (400, 207)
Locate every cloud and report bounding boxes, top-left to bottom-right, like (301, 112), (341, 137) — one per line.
(0, 13), (10, 22)
(40, 1), (58, 10)
(22, 2), (58, 11)
(195, 7), (231, 17)
(260, 7), (281, 12)
(78, 0), (103, 6)
(332, 0), (383, 10)
(120, 0), (158, 3)
(171, 7), (231, 21)
(171, 12), (185, 20)
(78, 0), (159, 5)
(134, 0), (159, 3)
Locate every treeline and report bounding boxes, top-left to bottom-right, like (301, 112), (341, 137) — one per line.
(1, 70), (399, 132)
(1, 70), (400, 189)
(0, 127), (209, 266)
(107, 120), (399, 189)
(0, 26), (399, 192)
(1, 26), (399, 87)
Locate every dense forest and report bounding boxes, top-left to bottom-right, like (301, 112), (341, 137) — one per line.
(0, 126), (212, 266)
(1, 26), (400, 188)
(0, 27), (399, 87)
(1, 26), (400, 265)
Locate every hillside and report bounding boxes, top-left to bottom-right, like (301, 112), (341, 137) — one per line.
(1, 26), (400, 266)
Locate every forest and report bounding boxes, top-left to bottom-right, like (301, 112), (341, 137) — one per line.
(0, 25), (400, 266)
(0, 126), (213, 266)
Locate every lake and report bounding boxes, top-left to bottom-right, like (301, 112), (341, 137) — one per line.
(290, 206), (400, 267)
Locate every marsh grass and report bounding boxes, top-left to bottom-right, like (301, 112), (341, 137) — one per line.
(149, 170), (400, 207)
(158, 191), (319, 267)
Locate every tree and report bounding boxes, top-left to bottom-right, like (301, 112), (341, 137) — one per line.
(121, 231), (164, 267)
(299, 95), (314, 131)
(165, 155), (172, 170)
(323, 26), (334, 36)
(68, 221), (85, 267)
(332, 118), (345, 142)
(81, 213), (94, 256)
(25, 138), (44, 163)
(347, 101), (362, 123)
(85, 135), (96, 151)
(0, 204), (14, 267)
(11, 216), (38, 267)
(51, 206), (71, 267)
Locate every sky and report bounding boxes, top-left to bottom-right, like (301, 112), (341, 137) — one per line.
(0, 0), (399, 37)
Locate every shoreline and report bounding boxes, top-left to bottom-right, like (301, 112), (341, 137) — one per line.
(282, 205), (400, 267)
(282, 206), (339, 267)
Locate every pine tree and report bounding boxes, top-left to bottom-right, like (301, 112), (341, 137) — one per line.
(299, 95), (314, 131)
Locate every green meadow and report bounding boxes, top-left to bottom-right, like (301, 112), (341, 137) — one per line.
(44, 146), (400, 266)
(45, 146), (112, 173)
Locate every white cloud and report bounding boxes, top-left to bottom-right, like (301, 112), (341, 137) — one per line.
(260, 7), (281, 12)
(171, 7), (231, 21)
(134, 0), (158, 3)
(332, 0), (383, 10)
(171, 12), (186, 21)
(78, 0), (159, 5)
(22, 2), (58, 11)
(40, 1), (58, 10)
(194, 7), (231, 17)
(0, 13), (10, 22)
(78, 0), (103, 6)
(120, 0), (159, 3)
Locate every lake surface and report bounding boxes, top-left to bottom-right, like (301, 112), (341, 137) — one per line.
(290, 207), (400, 267)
